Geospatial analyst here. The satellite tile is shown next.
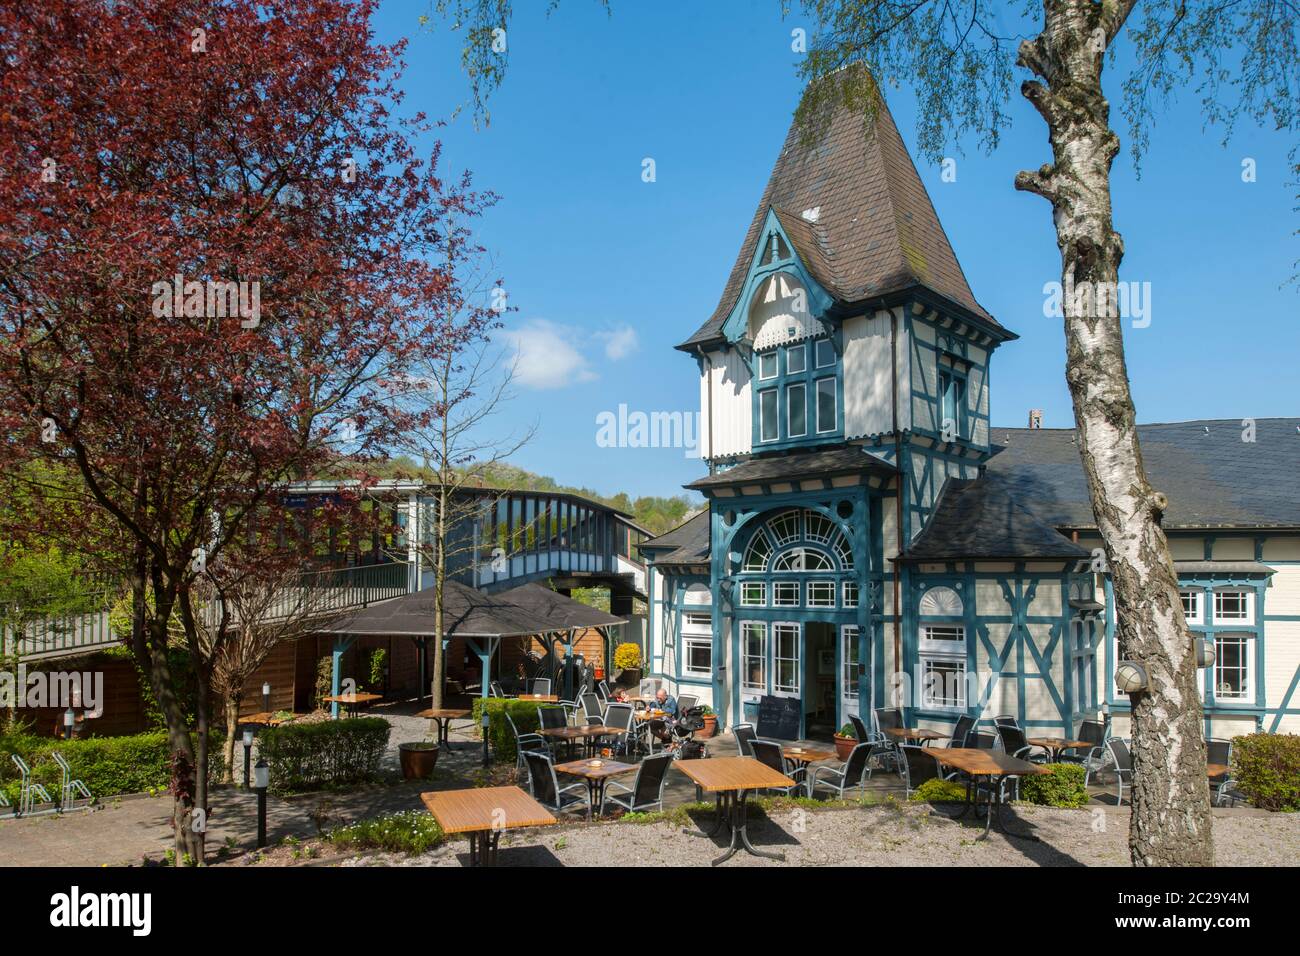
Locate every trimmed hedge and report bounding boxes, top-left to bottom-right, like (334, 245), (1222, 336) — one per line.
(255, 717), (390, 794)
(1018, 762), (1090, 808)
(470, 697), (564, 764)
(1231, 733), (1300, 811)
(908, 778), (967, 803)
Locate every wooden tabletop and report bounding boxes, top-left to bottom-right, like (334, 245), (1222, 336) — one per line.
(884, 727), (948, 741)
(1207, 763), (1230, 778)
(240, 712), (293, 726)
(415, 708), (471, 720)
(516, 694), (559, 703)
(635, 710), (669, 721)
(781, 744), (838, 762)
(674, 756), (796, 793)
(1027, 737), (1091, 751)
(537, 724), (624, 740)
(420, 786), (557, 835)
(321, 693), (383, 705)
(931, 748), (1050, 777)
(553, 758), (638, 781)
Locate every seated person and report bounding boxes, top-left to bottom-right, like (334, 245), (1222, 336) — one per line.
(650, 688), (678, 748)
(654, 687), (678, 717)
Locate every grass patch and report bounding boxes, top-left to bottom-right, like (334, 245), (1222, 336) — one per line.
(327, 810), (444, 855)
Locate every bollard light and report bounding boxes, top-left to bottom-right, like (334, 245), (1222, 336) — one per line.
(253, 758), (269, 848)
(481, 711), (491, 768)
(261, 682), (271, 713)
(1115, 661), (1149, 694)
(242, 729), (254, 789)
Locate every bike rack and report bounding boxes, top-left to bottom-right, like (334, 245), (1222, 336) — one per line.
(52, 752), (93, 813)
(10, 755), (57, 817)
(0, 787), (11, 816)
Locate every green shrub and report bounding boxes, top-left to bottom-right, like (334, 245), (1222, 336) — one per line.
(256, 718), (390, 794)
(470, 698), (564, 764)
(837, 723), (856, 738)
(1018, 763), (1089, 808)
(0, 730), (172, 802)
(314, 656), (334, 711)
(1230, 733), (1300, 811)
(362, 648), (387, 693)
(908, 778), (967, 803)
(328, 810), (443, 855)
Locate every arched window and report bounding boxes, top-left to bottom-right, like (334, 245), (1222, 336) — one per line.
(918, 585), (963, 617)
(739, 509), (853, 574)
(918, 585), (966, 710)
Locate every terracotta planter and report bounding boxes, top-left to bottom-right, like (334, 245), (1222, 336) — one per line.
(398, 742), (439, 780)
(696, 714), (717, 739)
(833, 734), (856, 761)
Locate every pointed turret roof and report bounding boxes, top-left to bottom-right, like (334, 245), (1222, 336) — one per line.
(679, 91), (1005, 350)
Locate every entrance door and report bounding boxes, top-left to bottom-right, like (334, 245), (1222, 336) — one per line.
(840, 624), (864, 728)
(804, 622), (837, 739)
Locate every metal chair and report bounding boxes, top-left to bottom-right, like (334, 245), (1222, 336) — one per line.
(733, 722), (758, 756)
(558, 699), (580, 725)
(750, 739), (803, 795)
(537, 705), (567, 731)
(581, 692), (604, 725)
(947, 714), (978, 748)
(1091, 738), (1133, 805)
(874, 707), (903, 735)
(898, 744), (946, 798)
(1060, 719), (1107, 767)
(848, 713), (872, 743)
(601, 702), (635, 756)
(809, 741), (876, 800)
(505, 710), (550, 770)
(996, 723), (1049, 763)
(521, 751), (587, 816)
(602, 753), (674, 815)
(993, 714), (1019, 728)
(489, 680), (508, 698)
(52, 752), (92, 812)
(530, 678), (552, 696)
(969, 731), (998, 749)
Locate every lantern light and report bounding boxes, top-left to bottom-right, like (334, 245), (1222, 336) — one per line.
(1115, 661), (1149, 694)
(1194, 637), (1216, 668)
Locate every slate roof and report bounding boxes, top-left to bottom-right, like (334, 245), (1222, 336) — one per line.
(637, 510), (711, 567)
(986, 419), (1300, 530)
(679, 87), (1004, 350)
(317, 580), (624, 638)
(686, 445), (896, 491)
(898, 478), (1091, 562)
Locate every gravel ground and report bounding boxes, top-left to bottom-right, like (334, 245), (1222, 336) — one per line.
(248, 801), (1300, 868)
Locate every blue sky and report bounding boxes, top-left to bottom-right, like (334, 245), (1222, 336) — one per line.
(375, 1), (1296, 501)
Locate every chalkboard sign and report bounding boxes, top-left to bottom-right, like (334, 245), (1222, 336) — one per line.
(756, 695), (801, 741)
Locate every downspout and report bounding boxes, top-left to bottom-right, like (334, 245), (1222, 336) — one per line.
(890, 309), (903, 672)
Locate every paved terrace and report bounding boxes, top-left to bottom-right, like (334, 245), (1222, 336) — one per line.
(0, 699), (1290, 867)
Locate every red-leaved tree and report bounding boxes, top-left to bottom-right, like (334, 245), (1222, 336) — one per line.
(0, 0), (496, 862)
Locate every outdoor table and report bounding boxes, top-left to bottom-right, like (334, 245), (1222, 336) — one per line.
(538, 724), (625, 759)
(415, 707), (472, 747)
(884, 727), (948, 745)
(674, 756), (797, 866)
(240, 711), (293, 728)
(781, 743), (838, 794)
(1207, 763), (1230, 779)
(1026, 737), (1092, 760)
(321, 692), (383, 718)
(931, 748), (1049, 839)
(516, 693), (559, 703)
(554, 758), (637, 819)
(421, 786), (556, 867)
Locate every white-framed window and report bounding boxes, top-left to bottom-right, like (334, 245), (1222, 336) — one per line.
(1180, 588), (1203, 625)
(1213, 632), (1253, 701)
(919, 624), (965, 652)
(807, 581), (835, 607)
(921, 657), (966, 709)
(787, 382), (807, 437)
(772, 581), (800, 606)
(759, 388), (778, 442)
(1213, 589), (1253, 624)
(814, 338), (835, 368)
(773, 622), (801, 695)
(815, 377), (837, 433)
(742, 621), (767, 693)
(682, 636), (713, 678)
(681, 611), (711, 633)
(758, 351), (778, 380)
(842, 581), (859, 608)
(786, 343), (806, 374)
(742, 531), (771, 571)
(841, 624), (860, 700)
(739, 581), (766, 607)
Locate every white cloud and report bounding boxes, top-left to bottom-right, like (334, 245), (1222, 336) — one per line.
(597, 324), (639, 361)
(498, 319), (597, 390)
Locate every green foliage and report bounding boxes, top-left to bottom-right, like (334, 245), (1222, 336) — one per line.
(314, 655), (334, 710)
(1017, 763), (1090, 808)
(613, 642), (640, 670)
(0, 728), (172, 803)
(908, 778), (968, 803)
(1230, 733), (1300, 811)
(255, 718), (391, 795)
(470, 697), (563, 763)
(328, 810), (443, 855)
(362, 648), (387, 693)
(837, 723), (856, 738)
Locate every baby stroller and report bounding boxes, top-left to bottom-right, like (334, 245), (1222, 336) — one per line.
(671, 705), (709, 760)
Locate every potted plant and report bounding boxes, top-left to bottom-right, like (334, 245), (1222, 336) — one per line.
(694, 704), (718, 738)
(833, 723), (858, 760)
(398, 741), (439, 779)
(613, 642), (642, 686)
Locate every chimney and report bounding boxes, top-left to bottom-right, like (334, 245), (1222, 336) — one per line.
(1028, 409), (1043, 429)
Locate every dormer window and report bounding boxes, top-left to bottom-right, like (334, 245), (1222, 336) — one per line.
(753, 336), (841, 448)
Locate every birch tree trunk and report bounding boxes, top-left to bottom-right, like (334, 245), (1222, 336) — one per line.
(1015, 0), (1212, 865)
